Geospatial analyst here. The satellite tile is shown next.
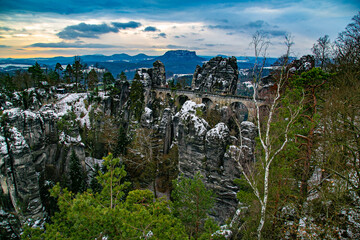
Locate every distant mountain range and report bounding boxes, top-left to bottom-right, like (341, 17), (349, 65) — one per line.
(0, 50), (279, 79)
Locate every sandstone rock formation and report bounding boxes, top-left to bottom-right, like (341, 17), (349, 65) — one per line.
(288, 55), (315, 73)
(136, 60), (166, 87)
(191, 56), (239, 95)
(174, 100), (257, 223)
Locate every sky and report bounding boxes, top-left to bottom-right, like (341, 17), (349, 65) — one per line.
(0, 0), (359, 58)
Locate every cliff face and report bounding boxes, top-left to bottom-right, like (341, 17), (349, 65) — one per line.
(172, 100), (256, 223)
(0, 106), (86, 225)
(191, 56), (239, 94)
(0, 89), (128, 228)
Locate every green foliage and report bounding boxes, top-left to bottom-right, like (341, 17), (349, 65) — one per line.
(119, 71), (127, 81)
(64, 64), (73, 84)
(96, 154), (130, 208)
(69, 150), (87, 194)
(235, 178), (256, 205)
(129, 79), (144, 121)
(72, 56), (83, 92)
(89, 163), (102, 193)
(113, 124), (130, 157)
(28, 62), (43, 87)
(87, 68), (98, 90)
(103, 71), (115, 92)
(198, 218), (225, 240)
(24, 154), (187, 240)
(56, 111), (77, 136)
(172, 172), (216, 239)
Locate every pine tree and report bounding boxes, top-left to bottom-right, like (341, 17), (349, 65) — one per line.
(113, 124), (130, 157)
(129, 78), (144, 121)
(69, 150), (87, 194)
(28, 62), (43, 87)
(72, 56), (83, 92)
(172, 172), (215, 239)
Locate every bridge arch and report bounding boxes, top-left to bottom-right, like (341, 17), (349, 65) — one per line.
(230, 102), (249, 122)
(202, 97), (214, 110)
(158, 91), (164, 100)
(177, 95), (189, 107)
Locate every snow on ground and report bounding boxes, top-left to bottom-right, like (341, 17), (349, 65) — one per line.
(55, 93), (102, 128)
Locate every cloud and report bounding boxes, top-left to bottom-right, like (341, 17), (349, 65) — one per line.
(144, 26), (159, 32)
(158, 33), (167, 38)
(174, 35), (186, 38)
(208, 25), (234, 30)
(0, 36), (4, 38)
(208, 20), (287, 37)
(111, 21), (142, 29)
(244, 20), (268, 29)
(262, 29), (288, 37)
(166, 44), (185, 49)
(57, 23), (118, 39)
(57, 21), (142, 40)
(28, 42), (116, 48)
(0, 45), (11, 48)
(0, 27), (13, 31)
(166, 44), (203, 50)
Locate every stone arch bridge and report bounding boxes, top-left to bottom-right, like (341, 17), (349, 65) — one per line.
(151, 87), (266, 121)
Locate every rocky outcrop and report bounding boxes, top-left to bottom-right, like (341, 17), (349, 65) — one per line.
(174, 101), (209, 178)
(288, 55), (315, 73)
(136, 60), (166, 87)
(191, 56), (239, 95)
(159, 108), (173, 154)
(175, 100), (257, 223)
(0, 93), (107, 226)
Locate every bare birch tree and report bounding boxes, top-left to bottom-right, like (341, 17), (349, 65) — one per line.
(234, 33), (304, 240)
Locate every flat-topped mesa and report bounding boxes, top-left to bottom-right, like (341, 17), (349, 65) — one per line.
(191, 56), (239, 95)
(135, 60), (166, 87)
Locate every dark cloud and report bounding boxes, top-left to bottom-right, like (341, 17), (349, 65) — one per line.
(0, 0), (252, 15)
(0, 45), (11, 48)
(158, 33), (167, 38)
(144, 26), (159, 32)
(0, 27), (13, 31)
(28, 42), (116, 48)
(208, 25), (234, 30)
(57, 23), (118, 39)
(0, 36), (4, 38)
(111, 21), (142, 29)
(208, 20), (286, 37)
(244, 20), (268, 29)
(262, 29), (287, 37)
(166, 44), (185, 49)
(205, 43), (225, 47)
(174, 35), (186, 38)
(57, 22), (142, 40)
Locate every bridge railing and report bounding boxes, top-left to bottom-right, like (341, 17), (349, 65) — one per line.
(151, 87), (265, 102)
